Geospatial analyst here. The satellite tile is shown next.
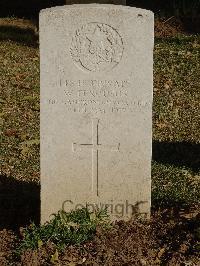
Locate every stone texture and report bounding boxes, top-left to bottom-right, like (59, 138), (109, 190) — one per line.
(40, 4), (154, 223)
(65, 0), (126, 5)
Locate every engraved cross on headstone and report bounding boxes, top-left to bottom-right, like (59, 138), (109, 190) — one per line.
(73, 119), (120, 196)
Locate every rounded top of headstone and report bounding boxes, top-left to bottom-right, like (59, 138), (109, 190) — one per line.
(39, 4), (154, 17)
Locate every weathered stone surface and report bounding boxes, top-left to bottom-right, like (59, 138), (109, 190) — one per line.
(40, 5), (154, 223)
(65, 0), (126, 5)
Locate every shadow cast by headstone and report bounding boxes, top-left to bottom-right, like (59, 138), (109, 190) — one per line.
(155, 35), (198, 45)
(152, 141), (200, 172)
(0, 174), (40, 230)
(0, 25), (39, 47)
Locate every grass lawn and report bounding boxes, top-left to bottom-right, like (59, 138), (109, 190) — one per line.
(0, 18), (199, 265)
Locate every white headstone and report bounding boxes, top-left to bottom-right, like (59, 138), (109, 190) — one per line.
(40, 4), (154, 223)
(66, 0), (126, 4)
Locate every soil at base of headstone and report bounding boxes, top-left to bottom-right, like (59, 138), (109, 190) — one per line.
(0, 210), (199, 266)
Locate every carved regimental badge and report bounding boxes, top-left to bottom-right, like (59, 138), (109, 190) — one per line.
(70, 23), (124, 72)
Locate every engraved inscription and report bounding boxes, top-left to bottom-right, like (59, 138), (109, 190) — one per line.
(46, 78), (151, 114)
(72, 119), (120, 196)
(70, 23), (124, 72)
(62, 79), (129, 89)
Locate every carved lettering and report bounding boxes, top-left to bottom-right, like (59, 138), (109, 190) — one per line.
(47, 78), (150, 114)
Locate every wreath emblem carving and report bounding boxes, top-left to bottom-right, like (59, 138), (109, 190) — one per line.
(70, 23), (124, 72)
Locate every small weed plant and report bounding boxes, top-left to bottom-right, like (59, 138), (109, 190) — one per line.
(17, 207), (110, 253)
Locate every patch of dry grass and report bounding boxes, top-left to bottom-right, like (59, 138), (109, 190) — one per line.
(0, 18), (39, 182)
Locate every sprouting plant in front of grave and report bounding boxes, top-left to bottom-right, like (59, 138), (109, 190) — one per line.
(16, 207), (110, 254)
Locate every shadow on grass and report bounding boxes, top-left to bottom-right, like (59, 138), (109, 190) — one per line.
(152, 141), (200, 172)
(0, 25), (38, 47)
(155, 35), (199, 45)
(0, 175), (40, 230)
